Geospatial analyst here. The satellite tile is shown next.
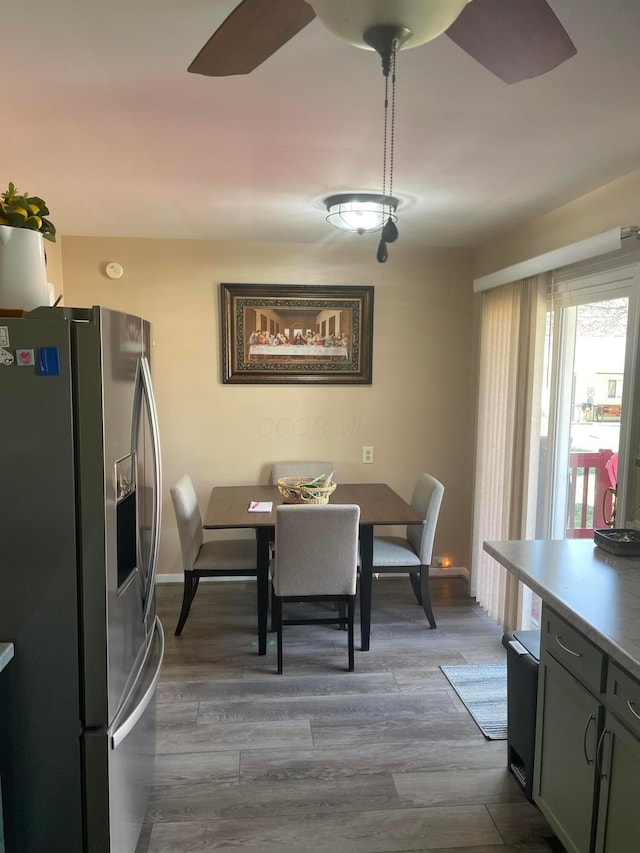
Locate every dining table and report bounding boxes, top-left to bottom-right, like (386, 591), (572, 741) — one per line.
(203, 482), (423, 655)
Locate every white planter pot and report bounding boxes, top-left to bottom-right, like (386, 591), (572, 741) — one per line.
(0, 225), (51, 310)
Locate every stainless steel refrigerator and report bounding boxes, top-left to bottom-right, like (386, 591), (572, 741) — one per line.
(0, 305), (164, 852)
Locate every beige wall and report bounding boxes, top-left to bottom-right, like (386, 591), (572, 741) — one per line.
(475, 167), (640, 277)
(60, 237), (475, 576)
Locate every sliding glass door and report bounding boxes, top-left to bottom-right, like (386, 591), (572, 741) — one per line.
(523, 265), (640, 628)
(550, 294), (628, 538)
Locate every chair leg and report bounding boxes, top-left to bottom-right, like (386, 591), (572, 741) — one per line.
(273, 594), (284, 674)
(347, 596), (355, 671)
(174, 571), (198, 636)
(419, 566), (437, 629)
(409, 572), (422, 605)
(270, 581), (275, 632)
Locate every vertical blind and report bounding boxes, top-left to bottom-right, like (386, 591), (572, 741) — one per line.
(471, 276), (547, 629)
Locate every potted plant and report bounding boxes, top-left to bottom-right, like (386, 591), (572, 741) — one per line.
(0, 182), (56, 310)
(0, 182), (56, 241)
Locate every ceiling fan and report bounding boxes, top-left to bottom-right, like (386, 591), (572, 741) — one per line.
(188, 0), (577, 84)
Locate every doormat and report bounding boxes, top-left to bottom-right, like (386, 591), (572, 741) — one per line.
(440, 663), (508, 740)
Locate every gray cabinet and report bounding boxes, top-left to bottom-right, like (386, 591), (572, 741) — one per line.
(594, 660), (640, 852)
(534, 649), (602, 853)
(533, 605), (640, 853)
(595, 712), (640, 852)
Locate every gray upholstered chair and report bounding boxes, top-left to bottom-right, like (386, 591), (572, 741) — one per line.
(271, 460), (334, 483)
(170, 475), (257, 636)
(367, 473), (444, 629)
(271, 503), (360, 674)
(269, 460), (335, 557)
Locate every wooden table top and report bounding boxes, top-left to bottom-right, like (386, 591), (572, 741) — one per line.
(203, 483), (423, 529)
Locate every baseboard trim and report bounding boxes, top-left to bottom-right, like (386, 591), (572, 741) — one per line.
(429, 566), (469, 581)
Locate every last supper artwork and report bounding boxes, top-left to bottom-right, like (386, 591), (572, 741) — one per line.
(221, 284), (373, 385)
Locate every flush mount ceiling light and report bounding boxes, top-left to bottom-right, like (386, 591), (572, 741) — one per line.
(324, 193), (398, 235)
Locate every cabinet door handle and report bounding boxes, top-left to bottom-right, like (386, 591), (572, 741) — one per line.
(627, 700), (640, 722)
(583, 714), (596, 764)
(555, 635), (582, 657)
(596, 728), (611, 779)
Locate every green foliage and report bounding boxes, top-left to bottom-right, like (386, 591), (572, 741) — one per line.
(0, 181), (56, 242)
(573, 503), (594, 528)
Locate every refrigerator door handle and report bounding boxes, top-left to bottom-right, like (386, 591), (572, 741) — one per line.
(133, 355), (163, 623)
(111, 616), (164, 750)
(141, 356), (162, 622)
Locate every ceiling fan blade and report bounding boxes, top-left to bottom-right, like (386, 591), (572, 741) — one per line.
(188, 0), (316, 77)
(445, 0), (577, 84)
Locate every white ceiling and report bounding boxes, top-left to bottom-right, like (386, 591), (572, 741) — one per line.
(4, 1), (640, 248)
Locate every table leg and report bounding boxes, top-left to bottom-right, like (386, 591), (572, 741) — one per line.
(256, 527), (270, 655)
(359, 525), (373, 651)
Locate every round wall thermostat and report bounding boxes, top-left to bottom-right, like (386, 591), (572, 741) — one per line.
(105, 262), (124, 280)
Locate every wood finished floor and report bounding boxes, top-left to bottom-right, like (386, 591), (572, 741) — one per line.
(136, 577), (564, 853)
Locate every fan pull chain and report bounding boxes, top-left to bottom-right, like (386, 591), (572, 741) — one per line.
(382, 70), (389, 201)
(388, 44), (397, 214)
(377, 38), (399, 264)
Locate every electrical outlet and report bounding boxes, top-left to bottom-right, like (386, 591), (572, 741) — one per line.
(362, 446), (374, 464)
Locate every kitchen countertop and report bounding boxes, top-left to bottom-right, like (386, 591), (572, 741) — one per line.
(484, 539), (640, 680)
(0, 643), (14, 674)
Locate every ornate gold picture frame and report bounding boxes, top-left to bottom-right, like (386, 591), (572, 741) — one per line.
(221, 283), (374, 385)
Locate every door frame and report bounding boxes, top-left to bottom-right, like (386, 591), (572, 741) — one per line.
(544, 265), (640, 539)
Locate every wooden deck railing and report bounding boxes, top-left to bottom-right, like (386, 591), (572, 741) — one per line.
(566, 448), (616, 539)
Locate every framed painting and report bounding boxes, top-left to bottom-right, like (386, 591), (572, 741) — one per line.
(220, 283), (374, 384)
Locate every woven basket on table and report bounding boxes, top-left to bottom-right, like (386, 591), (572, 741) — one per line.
(277, 476), (337, 505)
